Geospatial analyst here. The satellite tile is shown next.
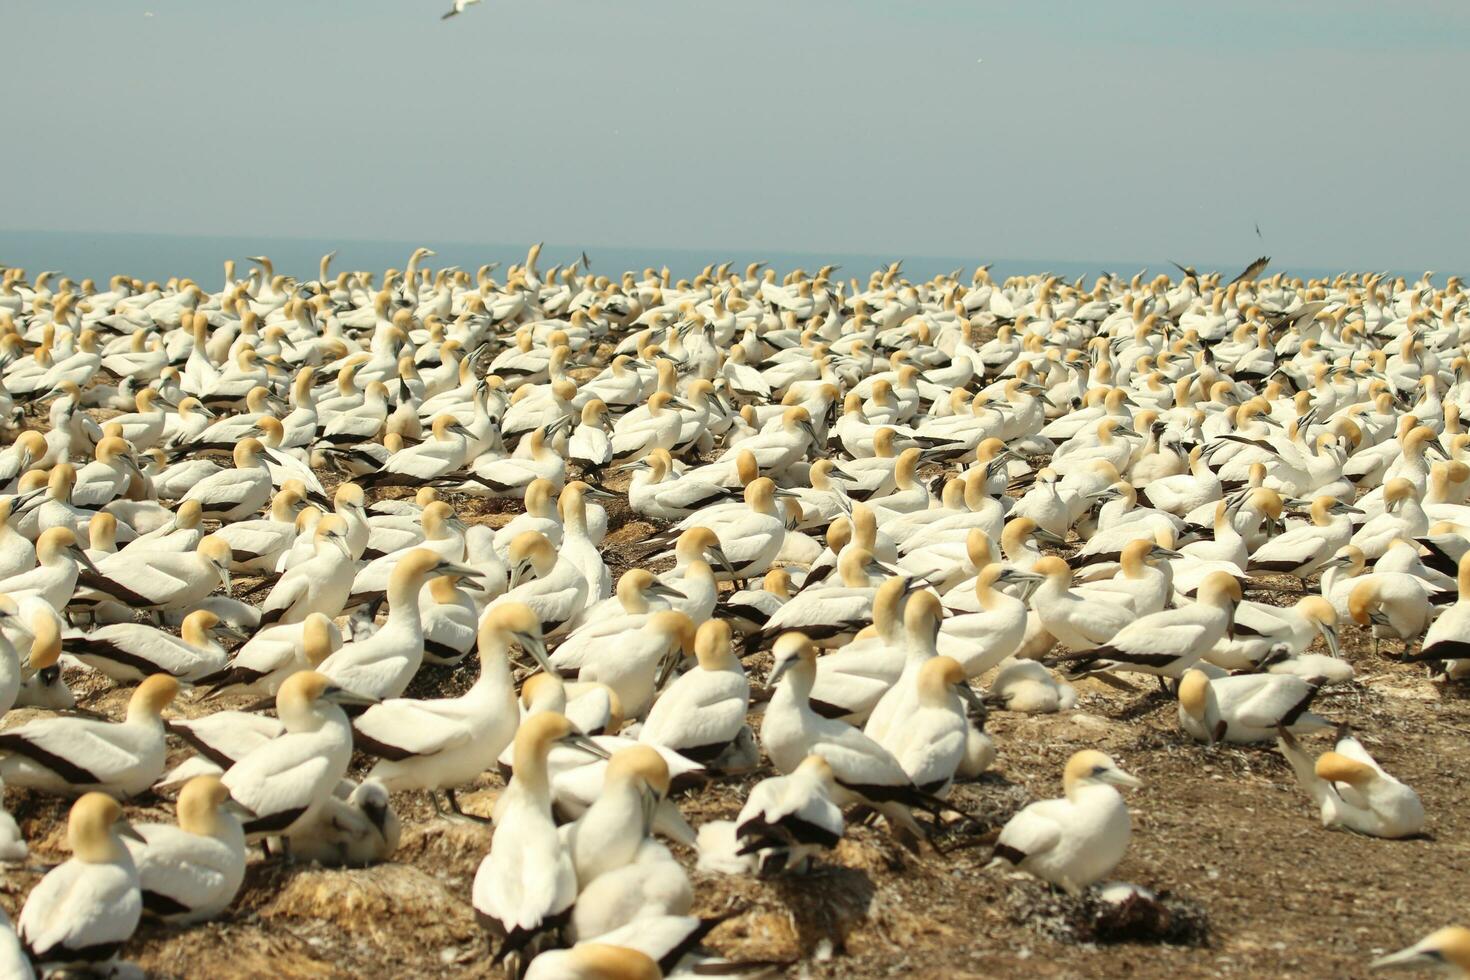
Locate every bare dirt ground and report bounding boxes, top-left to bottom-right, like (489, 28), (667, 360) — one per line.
(4, 466), (1470, 979)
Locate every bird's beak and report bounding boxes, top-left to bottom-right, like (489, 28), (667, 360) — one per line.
(639, 784), (660, 834)
(1371, 943), (1442, 971)
(767, 657), (793, 687)
(116, 818), (146, 843)
(324, 684), (379, 708)
(509, 559), (532, 589)
(1104, 768), (1143, 789)
(71, 545), (104, 579)
(436, 560), (483, 581)
(515, 630), (554, 674)
(646, 580), (686, 603)
(12, 486), (47, 513)
(216, 624), (250, 644)
(955, 681), (985, 717)
(709, 546), (735, 579)
(1318, 621), (1341, 658)
(215, 560), (233, 596)
(655, 642), (683, 690)
(558, 731), (610, 759)
(221, 796), (256, 821)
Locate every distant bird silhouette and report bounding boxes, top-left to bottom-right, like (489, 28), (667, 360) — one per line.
(442, 0), (481, 19)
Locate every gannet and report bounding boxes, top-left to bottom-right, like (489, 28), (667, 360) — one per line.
(567, 837), (693, 944)
(64, 609), (234, 682)
(263, 515), (371, 625)
(647, 478), (789, 583)
(177, 437), (273, 521)
(156, 706), (287, 792)
(576, 610), (694, 720)
(17, 793), (143, 969)
(877, 655), (984, 794)
(1415, 550), (1470, 676)
(638, 619), (750, 764)
(75, 533), (233, 613)
(1027, 556), (1134, 652)
(627, 448), (738, 521)
(494, 479), (564, 556)
(1203, 595), (1340, 671)
(318, 548), (481, 700)
(354, 603), (552, 817)
(491, 530), (590, 640)
(1064, 571), (1241, 682)
(550, 569), (687, 674)
(0, 526), (100, 609)
(474, 713), (607, 970)
(0, 595), (45, 717)
(987, 659), (1077, 713)
(0, 674), (178, 797)
(0, 908), (31, 980)
(124, 775), (246, 922)
(1247, 496), (1358, 579)
(213, 484), (307, 572)
(221, 671), (375, 841)
(747, 547), (883, 649)
(1177, 668), (1329, 744)
(761, 633), (930, 849)
(733, 753), (845, 876)
(990, 750), (1142, 895)
(1348, 575), (1432, 647)
(1277, 728), (1425, 839)
(562, 745), (672, 888)
(289, 778), (402, 867)
(863, 587), (949, 745)
(418, 571), (479, 665)
(197, 610), (340, 698)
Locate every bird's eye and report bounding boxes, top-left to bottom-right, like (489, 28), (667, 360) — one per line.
(1092, 765), (1108, 776)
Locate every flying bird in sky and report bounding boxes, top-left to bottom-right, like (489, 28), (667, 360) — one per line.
(442, 0), (482, 20)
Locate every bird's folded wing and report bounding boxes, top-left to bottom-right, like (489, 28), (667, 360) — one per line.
(6, 722), (141, 779)
(224, 742), (332, 816)
(997, 805), (1063, 858)
(354, 702), (472, 757)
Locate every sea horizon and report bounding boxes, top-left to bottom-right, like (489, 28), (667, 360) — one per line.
(0, 228), (1422, 290)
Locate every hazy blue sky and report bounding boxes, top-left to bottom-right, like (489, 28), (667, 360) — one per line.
(4, 1), (1468, 273)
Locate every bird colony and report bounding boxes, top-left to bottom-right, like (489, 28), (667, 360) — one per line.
(0, 249), (1466, 979)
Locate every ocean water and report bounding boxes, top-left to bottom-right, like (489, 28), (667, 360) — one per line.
(0, 229), (1381, 288)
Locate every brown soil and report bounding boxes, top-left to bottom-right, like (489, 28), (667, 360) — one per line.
(4, 464), (1469, 978)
